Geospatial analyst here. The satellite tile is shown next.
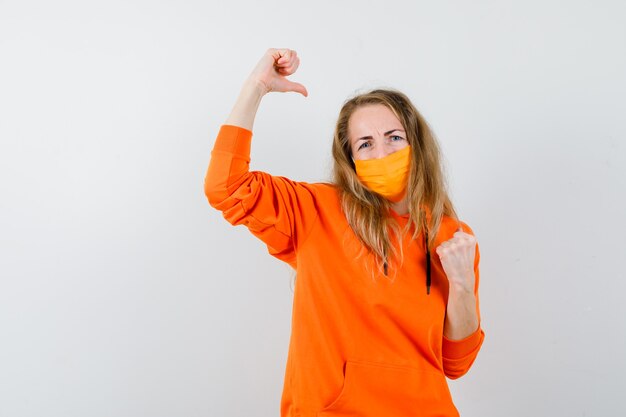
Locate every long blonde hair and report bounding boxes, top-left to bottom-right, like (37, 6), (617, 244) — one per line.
(331, 88), (460, 278)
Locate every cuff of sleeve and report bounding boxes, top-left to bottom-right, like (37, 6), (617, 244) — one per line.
(213, 124), (252, 156)
(442, 325), (484, 360)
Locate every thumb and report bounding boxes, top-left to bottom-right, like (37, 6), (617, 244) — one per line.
(286, 81), (308, 97)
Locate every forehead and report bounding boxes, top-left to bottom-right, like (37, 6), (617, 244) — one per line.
(348, 104), (403, 143)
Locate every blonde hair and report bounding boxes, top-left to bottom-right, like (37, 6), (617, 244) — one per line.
(331, 88), (460, 279)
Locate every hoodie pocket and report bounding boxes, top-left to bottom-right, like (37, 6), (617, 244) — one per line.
(317, 359), (456, 417)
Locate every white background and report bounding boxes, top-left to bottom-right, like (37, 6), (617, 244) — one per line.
(1, 1), (625, 416)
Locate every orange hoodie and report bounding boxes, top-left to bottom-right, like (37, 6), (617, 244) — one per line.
(204, 124), (485, 417)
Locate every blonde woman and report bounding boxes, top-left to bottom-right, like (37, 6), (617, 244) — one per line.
(204, 48), (485, 417)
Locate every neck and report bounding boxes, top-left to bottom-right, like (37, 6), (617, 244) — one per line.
(390, 196), (409, 216)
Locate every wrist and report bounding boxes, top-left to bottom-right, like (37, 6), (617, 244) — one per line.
(448, 282), (474, 296)
(449, 271), (475, 293)
(243, 77), (269, 97)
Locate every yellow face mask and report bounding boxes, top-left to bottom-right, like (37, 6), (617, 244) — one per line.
(353, 146), (411, 203)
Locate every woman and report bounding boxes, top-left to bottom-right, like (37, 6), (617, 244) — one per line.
(204, 48), (485, 417)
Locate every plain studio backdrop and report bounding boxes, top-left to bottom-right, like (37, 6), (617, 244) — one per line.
(1, 0), (625, 416)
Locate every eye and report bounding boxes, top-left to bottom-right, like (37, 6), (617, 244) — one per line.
(357, 141), (371, 150)
(390, 135), (405, 142)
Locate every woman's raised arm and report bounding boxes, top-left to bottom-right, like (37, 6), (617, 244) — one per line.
(225, 48), (308, 131)
(204, 48), (316, 267)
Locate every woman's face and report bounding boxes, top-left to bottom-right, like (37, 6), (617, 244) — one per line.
(348, 104), (409, 161)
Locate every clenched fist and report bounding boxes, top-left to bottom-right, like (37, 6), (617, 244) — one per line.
(435, 227), (477, 293)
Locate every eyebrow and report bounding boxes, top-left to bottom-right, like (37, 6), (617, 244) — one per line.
(355, 129), (405, 143)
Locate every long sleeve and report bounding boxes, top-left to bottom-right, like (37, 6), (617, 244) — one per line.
(204, 124), (319, 268)
(441, 227), (485, 379)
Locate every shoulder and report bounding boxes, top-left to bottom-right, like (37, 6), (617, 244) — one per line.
(310, 181), (339, 195)
(279, 179), (338, 196)
(307, 182), (341, 206)
(265, 178), (340, 206)
(435, 215), (477, 243)
(297, 182), (343, 217)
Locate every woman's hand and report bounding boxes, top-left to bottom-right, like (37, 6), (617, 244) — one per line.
(223, 48), (307, 134)
(247, 48), (308, 97)
(435, 228), (477, 293)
